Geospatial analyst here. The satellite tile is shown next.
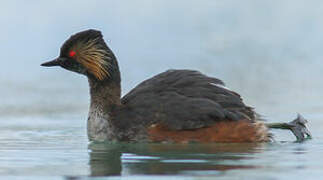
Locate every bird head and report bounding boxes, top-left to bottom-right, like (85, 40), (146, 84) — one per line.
(41, 29), (118, 81)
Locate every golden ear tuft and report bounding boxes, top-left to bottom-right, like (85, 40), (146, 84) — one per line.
(72, 37), (111, 80)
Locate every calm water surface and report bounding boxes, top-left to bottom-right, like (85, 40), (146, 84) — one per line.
(0, 113), (322, 179)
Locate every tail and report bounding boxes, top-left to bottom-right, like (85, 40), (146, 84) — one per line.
(265, 114), (312, 142)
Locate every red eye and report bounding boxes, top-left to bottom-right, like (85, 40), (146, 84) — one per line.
(69, 50), (76, 57)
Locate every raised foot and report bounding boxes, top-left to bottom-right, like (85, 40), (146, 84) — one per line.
(287, 114), (312, 142)
(266, 114), (312, 142)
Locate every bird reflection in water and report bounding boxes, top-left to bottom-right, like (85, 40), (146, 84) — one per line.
(88, 142), (263, 176)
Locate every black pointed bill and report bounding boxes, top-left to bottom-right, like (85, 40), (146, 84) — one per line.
(41, 58), (61, 67)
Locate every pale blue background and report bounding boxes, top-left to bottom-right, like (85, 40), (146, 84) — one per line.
(1, 1), (323, 119)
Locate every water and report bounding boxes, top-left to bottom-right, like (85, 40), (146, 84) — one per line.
(1, 0), (323, 179)
(0, 116), (322, 179)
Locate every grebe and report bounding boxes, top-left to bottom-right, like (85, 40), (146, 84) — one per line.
(41, 29), (311, 142)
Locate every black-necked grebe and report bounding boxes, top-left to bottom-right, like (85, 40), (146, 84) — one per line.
(41, 29), (311, 142)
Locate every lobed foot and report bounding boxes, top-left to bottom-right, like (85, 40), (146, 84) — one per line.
(287, 114), (312, 142)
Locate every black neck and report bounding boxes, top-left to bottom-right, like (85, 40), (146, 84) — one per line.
(88, 75), (121, 113)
